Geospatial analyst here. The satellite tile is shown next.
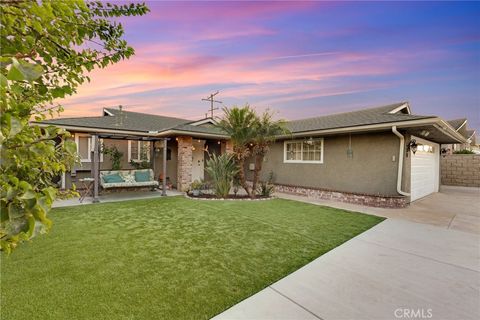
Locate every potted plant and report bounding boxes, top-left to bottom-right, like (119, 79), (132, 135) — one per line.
(190, 180), (203, 196)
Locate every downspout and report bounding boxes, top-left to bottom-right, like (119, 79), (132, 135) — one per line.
(392, 126), (410, 197)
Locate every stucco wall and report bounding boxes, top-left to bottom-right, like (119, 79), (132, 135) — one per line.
(441, 154), (480, 187)
(246, 131), (405, 196)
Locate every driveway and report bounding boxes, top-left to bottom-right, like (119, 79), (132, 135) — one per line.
(277, 185), (480, 234)
(213, 187), (480, 320)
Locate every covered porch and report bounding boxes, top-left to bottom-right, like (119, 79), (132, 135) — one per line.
(74, 131), (231, 203)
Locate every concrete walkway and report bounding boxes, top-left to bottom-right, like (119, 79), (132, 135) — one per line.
(53, 189), (183, 208)
(214, 219), (480, 320)
(214, 187), (480, 320)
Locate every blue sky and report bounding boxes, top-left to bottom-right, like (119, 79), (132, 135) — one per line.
(62, 1), (480, 131)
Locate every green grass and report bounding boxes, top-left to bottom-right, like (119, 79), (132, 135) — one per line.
(1, 196), (383, 319)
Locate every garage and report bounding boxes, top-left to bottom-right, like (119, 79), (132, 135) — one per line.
(410, 136), (440, 202)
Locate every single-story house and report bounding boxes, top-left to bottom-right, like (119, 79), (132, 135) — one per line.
(35, 102), (467, 208)
(441, 118), (478, 153)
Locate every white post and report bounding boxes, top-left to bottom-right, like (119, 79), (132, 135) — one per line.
(162, 139), (167, 196)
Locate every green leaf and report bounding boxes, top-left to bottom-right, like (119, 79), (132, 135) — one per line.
(0, 73), (8, 87)
(20, 190), (36, 200)
(9, 116), (23, 137)
(7, 63), (24, 81)
(65, 140), (77, 154)
(25, 215), (36, 238)
(43, 187), (57, 202)
(8, 203), (24, 219)
(8, 58), (44, 82)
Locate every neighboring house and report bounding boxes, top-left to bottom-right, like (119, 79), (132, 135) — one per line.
(35, 102), (467, 208)
(441, 118), (478, 153)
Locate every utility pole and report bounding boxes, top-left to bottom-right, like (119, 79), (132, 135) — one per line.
(202, 91), (222, 118)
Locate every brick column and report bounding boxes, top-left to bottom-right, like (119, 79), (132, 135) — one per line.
(176, 136), (193, 191)
(221, 140), (234, 154)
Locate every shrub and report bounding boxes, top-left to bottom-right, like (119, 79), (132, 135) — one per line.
(453, 149), (475, 154)
(190, 180), (204, 191)
(205, 153), (238, 198)
(102, 145), (123, 170)
(257, 171), (275, 197)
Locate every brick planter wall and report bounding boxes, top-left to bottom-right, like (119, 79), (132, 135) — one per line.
(274, 184), (408, 208)
(440, 154), (480, 187)
(176, 136), (193, 191)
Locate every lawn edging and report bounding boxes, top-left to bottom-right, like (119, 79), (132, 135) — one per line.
(184, 194), (275, 201)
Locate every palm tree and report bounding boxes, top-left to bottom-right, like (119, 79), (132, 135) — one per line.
(217, 105), (257, 197)
(251, 109), (289, 197)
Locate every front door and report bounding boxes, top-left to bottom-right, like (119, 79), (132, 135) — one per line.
(191, 139), (205, 182)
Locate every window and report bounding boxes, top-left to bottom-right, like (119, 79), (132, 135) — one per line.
(128, 140), (151, 162)
(284, 138), (324, 163)
(417, 144), (434, 154)
(74, 134), (103, 162)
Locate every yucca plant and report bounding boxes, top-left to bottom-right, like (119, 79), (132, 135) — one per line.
(205, 153), (238, 198)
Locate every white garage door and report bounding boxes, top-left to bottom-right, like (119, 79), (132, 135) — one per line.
(410, 136), (440, 202)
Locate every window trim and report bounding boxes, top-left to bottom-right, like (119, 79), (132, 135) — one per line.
(128, 140), (151, 162)
(75, 134), (103, 163)
(283, 138), (324, 164)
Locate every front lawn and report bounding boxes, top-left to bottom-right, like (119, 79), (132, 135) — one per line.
(1, 197), (383, 319)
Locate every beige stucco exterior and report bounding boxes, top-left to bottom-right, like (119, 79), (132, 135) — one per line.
(64, 130), (417, 198)
(246, 131), (410, 197)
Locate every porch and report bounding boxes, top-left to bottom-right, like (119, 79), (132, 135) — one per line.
(66, 132), (232, 202)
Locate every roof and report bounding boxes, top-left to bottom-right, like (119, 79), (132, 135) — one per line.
(286, 102), (435, 133)
(36, 107), (225, 136)
(447, 118), (467, 131)
(34, 102), (464, 143)
(466, 129), (476, 139)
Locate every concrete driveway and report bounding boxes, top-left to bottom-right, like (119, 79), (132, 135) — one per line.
(277, 185), (480, 234)
(213, 187), (480, 320)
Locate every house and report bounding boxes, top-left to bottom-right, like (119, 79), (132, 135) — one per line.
(441, 118), (478, 153)
(35, 106), (231, 193)
(35, 102), (467, 208)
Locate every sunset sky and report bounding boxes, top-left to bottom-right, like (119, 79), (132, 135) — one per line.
(61, 1), (479, 131)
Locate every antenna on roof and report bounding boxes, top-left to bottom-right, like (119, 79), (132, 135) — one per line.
(115, 105), (126, 127)
(202, 91), (222, 118)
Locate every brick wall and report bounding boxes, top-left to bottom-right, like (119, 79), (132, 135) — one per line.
(176, 136), (193, 191)
(440, 154), (480, 187)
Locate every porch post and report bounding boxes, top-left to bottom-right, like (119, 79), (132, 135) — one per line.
(176, 136), (193, 191)
(162, 138), (167, 196)
(151, 140), (155, 177)
(92, 134), (100, 203)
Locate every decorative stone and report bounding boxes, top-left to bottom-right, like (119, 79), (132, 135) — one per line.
(273, 184), (408, 208)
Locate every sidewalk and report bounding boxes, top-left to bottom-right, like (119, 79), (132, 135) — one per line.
(213, 219), (480, 320)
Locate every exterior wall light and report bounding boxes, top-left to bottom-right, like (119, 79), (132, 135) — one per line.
(407, 139), (418, 156)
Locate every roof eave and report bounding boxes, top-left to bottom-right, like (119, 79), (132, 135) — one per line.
(279, 117), (466, 143)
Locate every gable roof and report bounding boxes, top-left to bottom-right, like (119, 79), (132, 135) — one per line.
(447, 118), (467, 131)
(286, 102), (435, 133)
(33, 102), (465, 143)
(36, 108), (225, 136)
(466, 129), (476, 139)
